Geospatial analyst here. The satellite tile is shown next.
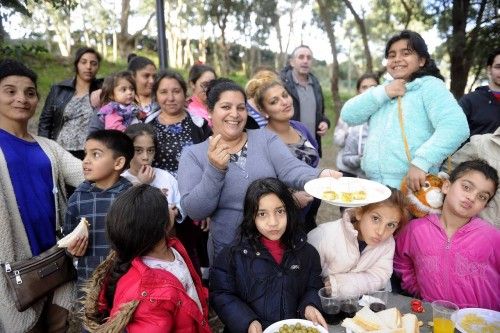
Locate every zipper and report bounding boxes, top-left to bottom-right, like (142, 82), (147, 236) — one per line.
(5, 249), (65, 275)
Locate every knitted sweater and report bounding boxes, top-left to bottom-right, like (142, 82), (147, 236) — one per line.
(341, 76), (469, 188)
(178, 128), (321, 259)
(0, 136), (83, 333)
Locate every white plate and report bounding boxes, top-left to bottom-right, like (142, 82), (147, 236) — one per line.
(263, 319), (328, 333)
(451, 308), (500, 333)
(304, 177), (392, 207)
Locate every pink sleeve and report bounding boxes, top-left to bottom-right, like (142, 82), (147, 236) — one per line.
(393, 224), (420, 296)
(104, 112), (126, 132)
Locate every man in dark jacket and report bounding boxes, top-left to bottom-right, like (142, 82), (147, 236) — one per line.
(459, 48), (500, 137)
(280, 45), (330, 157)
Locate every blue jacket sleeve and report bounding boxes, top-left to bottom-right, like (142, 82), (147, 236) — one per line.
(210, 248), (260, 332)
(298, 245), (323, 317)
(340, 85), (390, 126)
(177, 145), (226, 220)
(411, 78), (470, 172)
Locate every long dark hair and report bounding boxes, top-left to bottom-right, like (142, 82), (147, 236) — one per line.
(104, 185), (172, 307)
(239, 178), (300, 250)
(385, 30), (444, 82)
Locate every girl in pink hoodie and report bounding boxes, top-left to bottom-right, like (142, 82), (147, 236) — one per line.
(394, 159), (500, 310)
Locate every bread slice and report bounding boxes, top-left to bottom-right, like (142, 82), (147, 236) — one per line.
(402, 313), (419, 333)
(378, 307), (402, 329)
(341, 318), (367, 333)
(352, 306), (389, 331)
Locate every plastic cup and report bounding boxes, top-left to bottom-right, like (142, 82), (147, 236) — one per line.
(432, 300), (458, 333)
(368, 290), (388, 312)
(340, 294), (359, 320)
(318, 287), (342, 325)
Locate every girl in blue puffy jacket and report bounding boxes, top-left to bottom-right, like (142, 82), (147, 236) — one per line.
(340, 30), (469, 191)
(210, 178), (327, 333)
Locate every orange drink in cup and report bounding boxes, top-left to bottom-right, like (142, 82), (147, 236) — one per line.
(432, 300), (458, 333)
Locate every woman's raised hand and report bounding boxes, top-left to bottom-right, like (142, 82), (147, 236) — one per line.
(208, 134), (231, 170)
(384, 79), (406, 99)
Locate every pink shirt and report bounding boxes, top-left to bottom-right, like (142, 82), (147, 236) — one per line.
(187, 95), (211, 127)
(394, 214), (500, 310)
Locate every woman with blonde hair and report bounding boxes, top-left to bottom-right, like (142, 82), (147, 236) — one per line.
(246, 71), (321, 232)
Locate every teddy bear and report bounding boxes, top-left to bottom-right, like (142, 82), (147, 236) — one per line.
(400, 172), (449, 218)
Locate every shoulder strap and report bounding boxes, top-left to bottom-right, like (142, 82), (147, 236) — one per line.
(397, 97), (412, 163)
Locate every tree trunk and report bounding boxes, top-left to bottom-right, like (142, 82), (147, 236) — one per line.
(118, 0), (131, 58)
(449, 0), (486, 99)
(343, 0), (373, 73)
(316, 0), (342, 124)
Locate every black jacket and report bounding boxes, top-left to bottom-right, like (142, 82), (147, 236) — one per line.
(38, 77), (103, 140)
(280, 66), (330, 157)
(459, 85), (500, 137)
(210, 234), (323, 333)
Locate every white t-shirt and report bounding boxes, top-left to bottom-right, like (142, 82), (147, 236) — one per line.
(142, 248), (202, 312)
(122, 168), (185, 222)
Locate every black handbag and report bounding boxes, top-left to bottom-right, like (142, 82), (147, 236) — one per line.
(2, 245), (77, 312)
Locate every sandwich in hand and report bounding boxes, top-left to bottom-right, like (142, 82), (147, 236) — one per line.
(57, 217), (90, 248)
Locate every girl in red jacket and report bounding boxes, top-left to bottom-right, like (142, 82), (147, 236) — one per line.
(82, 184), (211, 333)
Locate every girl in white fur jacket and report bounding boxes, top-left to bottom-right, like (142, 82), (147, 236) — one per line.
(308, 188), (408, 298)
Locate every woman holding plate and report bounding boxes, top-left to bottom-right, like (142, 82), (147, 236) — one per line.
(178, 78), (341, 263)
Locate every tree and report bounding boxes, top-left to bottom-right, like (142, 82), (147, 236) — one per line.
(343, 0), (373, 73)
(117, 0), (154, 59)
(314, 0), (344, 123)
(430, 0), (498, 99)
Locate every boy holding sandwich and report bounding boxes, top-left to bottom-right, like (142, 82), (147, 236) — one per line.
(64, 130), (133, 283)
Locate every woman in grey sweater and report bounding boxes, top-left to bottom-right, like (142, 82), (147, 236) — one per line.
(178, 78), (341, 262)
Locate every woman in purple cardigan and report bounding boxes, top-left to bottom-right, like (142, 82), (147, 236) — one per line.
(246, 70), (321, 232)
(177, 78), (341, 263)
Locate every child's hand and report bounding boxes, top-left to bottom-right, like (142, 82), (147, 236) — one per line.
(406, 165), (427, 191)
(138, 165), (155, 184)
(385, 79), (406, 98)
(208, 134), (230, 170)
(293, 191), (314, 208)
(67, 236), (88, 257)
(305, 305), (328, 329)
(247, 320), (262, 333)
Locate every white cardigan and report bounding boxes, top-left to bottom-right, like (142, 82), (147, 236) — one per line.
(307, 211), (395, 298)
(0, 135), (83, 332)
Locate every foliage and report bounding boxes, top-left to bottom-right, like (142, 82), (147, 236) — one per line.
(0, 43), (47, 57)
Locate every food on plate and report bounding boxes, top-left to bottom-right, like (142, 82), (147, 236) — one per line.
(57, 217), (90, 248)
(352, 191), (367, 200)
(322, 189), (338, 201)
(341, 306), (420, 333)
(460, 313), (500, 333)
(378, 308), (402, 329)
(275, 322), (320, 333)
